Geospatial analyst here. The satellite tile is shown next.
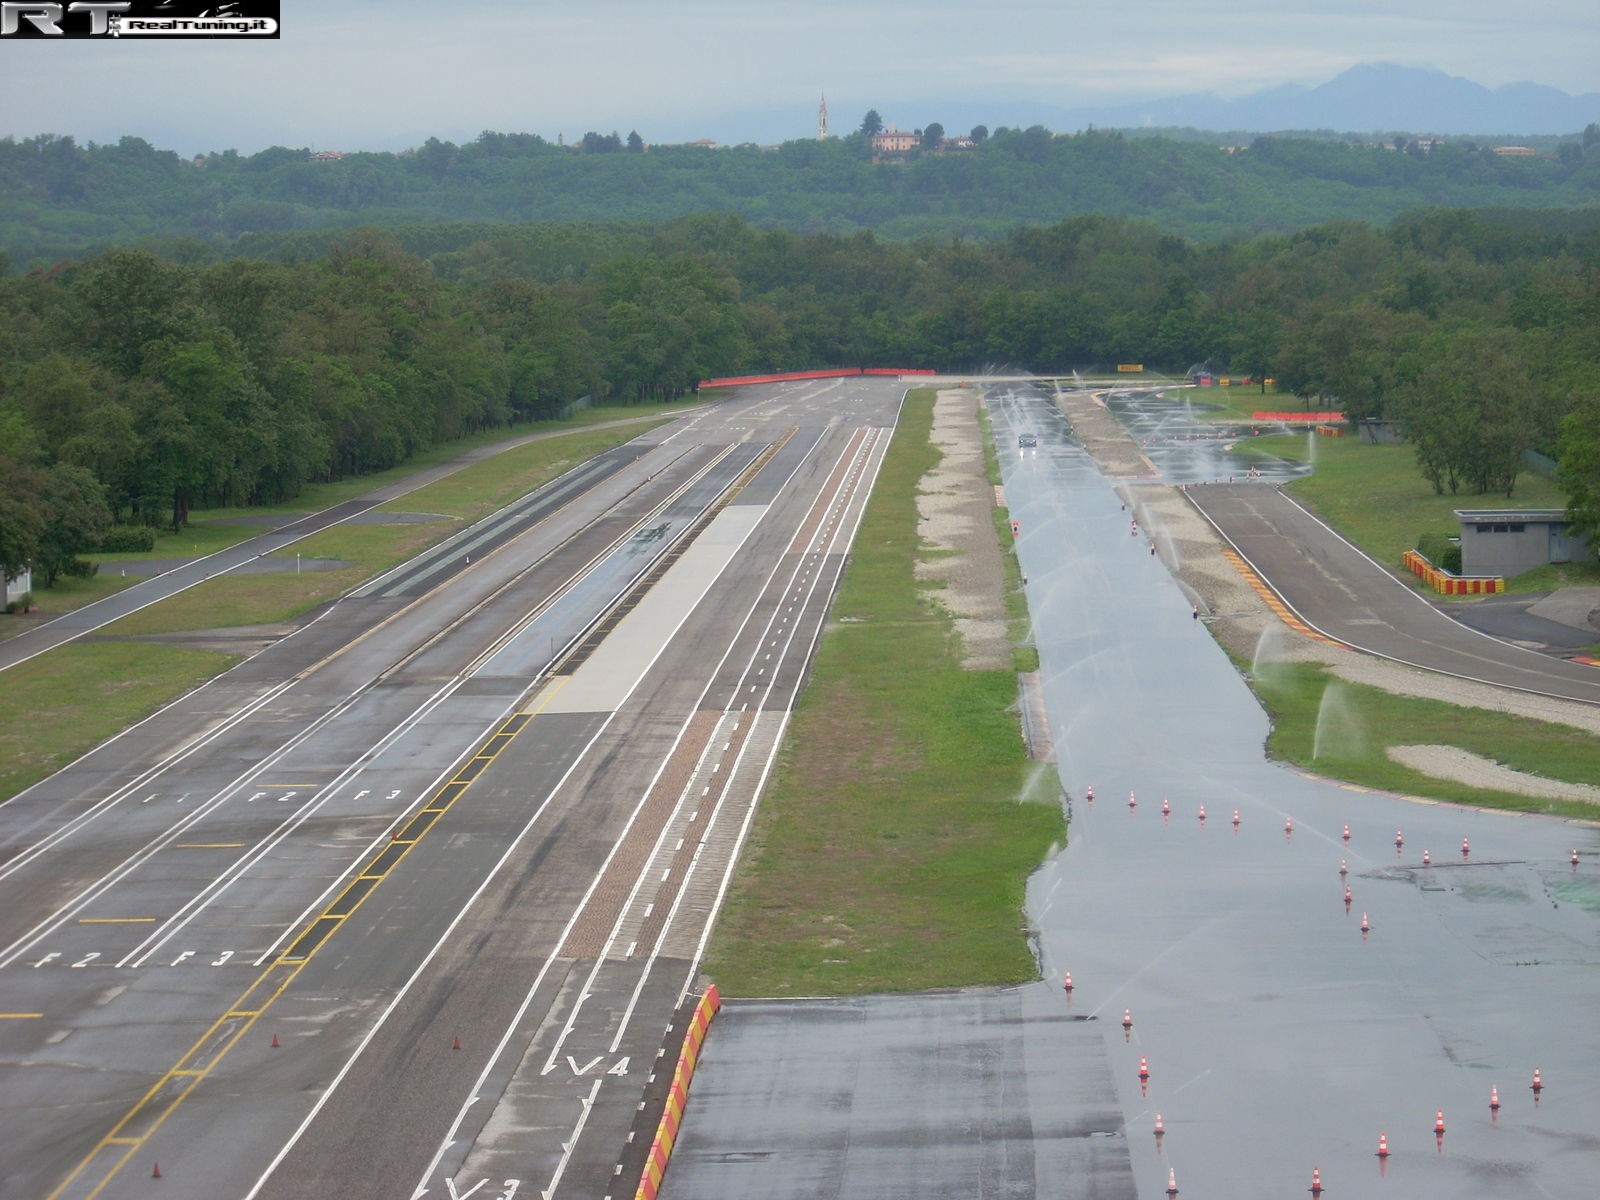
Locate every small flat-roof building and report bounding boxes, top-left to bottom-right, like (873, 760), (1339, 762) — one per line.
(1454, 508), (1592, 578)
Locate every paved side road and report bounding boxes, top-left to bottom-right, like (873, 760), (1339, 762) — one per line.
(1186, 483), (1600, 706)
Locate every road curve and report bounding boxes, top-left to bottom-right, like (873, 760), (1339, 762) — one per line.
(1187, 484), (1600, 706)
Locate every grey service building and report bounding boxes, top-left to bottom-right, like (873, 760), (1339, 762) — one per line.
(1454, 508), (1593, 577)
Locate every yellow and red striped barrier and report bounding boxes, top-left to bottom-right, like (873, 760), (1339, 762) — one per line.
(1402, 549), (1505, 595)
(636, 985), (722, 1200)
(1250, 411), (1344, 423)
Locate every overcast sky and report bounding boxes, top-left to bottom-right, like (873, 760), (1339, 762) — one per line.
(2, 0), (1597, 156)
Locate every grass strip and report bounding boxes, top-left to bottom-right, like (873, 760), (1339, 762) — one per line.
(1, 415), (676, 804)
(1254, 660), (1600, 820)
(702, 390), (1063, 997)
(0, 642), (236, 803)
(99, 423), (665, 637)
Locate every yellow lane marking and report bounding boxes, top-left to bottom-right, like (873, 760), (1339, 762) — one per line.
(77, 917), (157, 924)
(0, 1013), (44, 1018)
(46, 702), (540, 1200)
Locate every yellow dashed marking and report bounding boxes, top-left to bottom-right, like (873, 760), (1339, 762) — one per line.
(46, 700), (540, 1200)
(77, 917), (156, 924)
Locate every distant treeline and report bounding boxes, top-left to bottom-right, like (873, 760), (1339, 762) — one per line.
(2, 207), (1598, 586)
(4, 125), (1600, 265)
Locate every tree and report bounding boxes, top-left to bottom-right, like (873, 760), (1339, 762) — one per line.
(0, 461), (111, 588)
(860, 110), (883, 137)
(1557, 389), (1600, 538)
(970, 125), (988, 144)
(627, 130), (645, 153)
(921, 123), (945, 151)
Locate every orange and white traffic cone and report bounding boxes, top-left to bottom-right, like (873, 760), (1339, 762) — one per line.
(1433, 1108), (1446, 1135)
(1309, 1167), (1323, 1196)
(1490, 1085), (1500, 1112)
(1153, 1112), (1165, 1136)
(1138, 1056), (1150, 1081)
(1063, 971), (1074, 992)
(1531, 1068), (1543, 1095)
(1376, 1132), (1390, 1158)
(1165, 1167), (1179, 1197)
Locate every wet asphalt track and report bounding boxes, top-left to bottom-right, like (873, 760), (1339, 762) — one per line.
(660, 385), (1599, 1200)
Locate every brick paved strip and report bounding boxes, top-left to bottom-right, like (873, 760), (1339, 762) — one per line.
(559, 711), (721, 958)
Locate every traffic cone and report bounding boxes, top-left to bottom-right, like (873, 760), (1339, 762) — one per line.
(1339, 858), (1348, 876)
(1376, 1132), (1390, 1158)
(1138, 1055), (1150, 1081)
(1462, 837), (1470, 858)
(452, 1035), (462, 1050)
(270, 1033), (280, 1048)
(152, 1162), (162, 1179)
(1153, 1111), (1165, 1136)
(1433, 1108), (1445, 1135)
(1360, 912), (1370, 933)
(1309, 1167), (1323, 1196)
(1573, 849), (1581, 866)
(1490, 1085), (1500, 1111)
(1197, 804), (1206, 821)
(1285, 816), (1294, 834)
(1063, 971), (1074, 992)
(1161, 797), (1170, 816)
(1122, 1008), (1133, 1030)
(1165, 1167), (1179, 1197)
(1531, 1068), (1542, 1094)
(1232, 809), (1240, 826)
(1344, 885), (1352, 907)
(1395, 829), (1404, 848)
(1342, 823), (1351, 842)
(1423, 849), (1431, 866)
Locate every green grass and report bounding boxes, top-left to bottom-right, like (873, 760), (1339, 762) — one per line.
(2, 412), (679, 802)
(1281, 435), (1573, 579)
(98, 422), (664, 638)
(1255, 661), (1600, 820)
(703, 390), (1063, 997)
(1159, 383), (1301, 422)
(0, 642), (237, 803)
(0, 571), (142, 643)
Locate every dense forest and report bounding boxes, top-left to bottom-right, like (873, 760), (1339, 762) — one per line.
(3, 125), (1600, 265)
(3, 205), (1598, 591)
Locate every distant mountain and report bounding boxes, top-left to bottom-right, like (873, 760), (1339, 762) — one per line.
(835, 64), (1600, 145)
(1060, 64), (1600, 137)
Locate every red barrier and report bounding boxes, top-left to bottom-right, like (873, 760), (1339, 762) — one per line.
(699, 368), (934, 388)
(1251, 411), (1345, 423)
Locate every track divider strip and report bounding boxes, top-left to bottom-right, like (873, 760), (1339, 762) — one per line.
(635, 985), (722, 1200)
